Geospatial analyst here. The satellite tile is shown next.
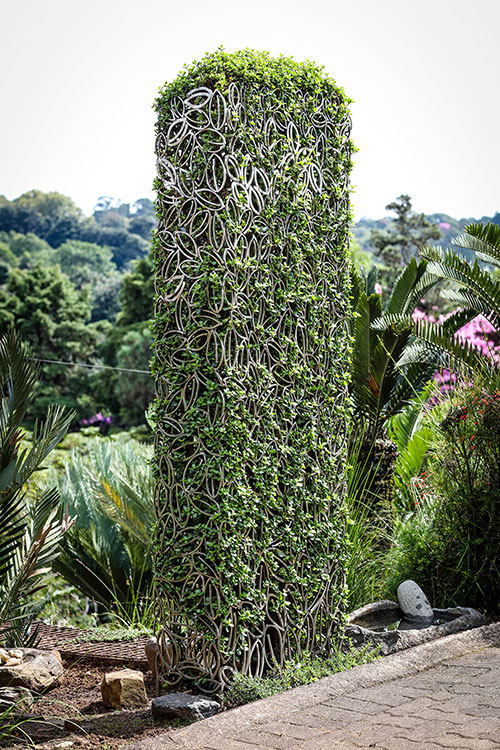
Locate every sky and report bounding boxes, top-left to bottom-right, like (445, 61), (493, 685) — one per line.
(1, 0), (498, 221)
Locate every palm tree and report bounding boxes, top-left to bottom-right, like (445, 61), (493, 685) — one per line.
(0, 329), (73, 645)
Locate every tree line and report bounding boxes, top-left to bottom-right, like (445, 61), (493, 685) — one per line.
(0, 190), (154, 425)
(1, 189), (498, 428)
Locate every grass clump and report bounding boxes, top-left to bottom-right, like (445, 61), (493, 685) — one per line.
(224, 643), (379, 707)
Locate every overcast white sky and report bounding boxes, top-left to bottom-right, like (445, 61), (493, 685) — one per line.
(1, 0), (498, 220)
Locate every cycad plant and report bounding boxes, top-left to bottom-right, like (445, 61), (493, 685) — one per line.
(49, 436), (155, 624)
(350, 259), (438, 443)
(349, 260), (440, 512)
(380, 222), (500, 377)
(0, 329), (73, 645)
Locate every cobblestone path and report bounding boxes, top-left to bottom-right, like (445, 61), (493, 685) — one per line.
(127, 623), (500, 750)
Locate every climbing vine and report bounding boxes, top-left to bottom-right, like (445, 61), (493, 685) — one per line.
(152, 48), (353, 693)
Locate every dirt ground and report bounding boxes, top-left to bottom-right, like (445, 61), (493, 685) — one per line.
(3, 658), (180, 749)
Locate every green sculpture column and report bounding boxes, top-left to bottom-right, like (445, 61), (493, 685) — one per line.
(152, 49), (353, 693)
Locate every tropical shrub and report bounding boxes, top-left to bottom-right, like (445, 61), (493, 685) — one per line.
(386, 375), (500, 612)
(350, 259), (438, 444)
(0, 329), (73, 645)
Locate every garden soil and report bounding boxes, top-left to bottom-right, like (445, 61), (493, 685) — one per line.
(4, 659), (177, 749)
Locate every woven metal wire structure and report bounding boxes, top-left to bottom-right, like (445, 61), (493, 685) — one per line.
(154, 64), (352, 694)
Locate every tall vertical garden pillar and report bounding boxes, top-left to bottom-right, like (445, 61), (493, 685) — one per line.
(152, 50), (353, 693)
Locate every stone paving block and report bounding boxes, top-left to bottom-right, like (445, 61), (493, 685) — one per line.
(385, 696), (437, 715)
(354, 685), (427, 706)
(300, 728), (353, 748)
(376, 740), (447, 750)
(389, 719), (457, 742)
(377, 714), (423, 730)
(447, 716), (500, 738)
(255, 721), (327, 740)
(348, 726), (406, 747)
(440, 696), (500, 717)
(441, 649), (500, 667)
(238, 730), (302, 749)
(430, 733), (498, 749)
(483, 726), (500, 742)
(321, 695), (383, 714)
(201, 741), (277, 750)
(283, 712), (345, 731)
(303, 741), (363, 750)
(440, 664), (493, 678)
(449, 683), (498, 696)
(303, 704), (366, 722)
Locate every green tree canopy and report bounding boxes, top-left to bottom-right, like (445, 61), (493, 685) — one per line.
(1, 231), (53, 268)
(0, 191), (83, 247)
(53, 240), (117, 287)
(117, 256), (154, 326)
(0, 265), (97, 417)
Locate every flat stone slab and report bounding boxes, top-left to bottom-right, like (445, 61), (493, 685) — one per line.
(124, 622), (500, 750)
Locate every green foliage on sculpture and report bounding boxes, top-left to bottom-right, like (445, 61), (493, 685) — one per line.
(152, 49), (353, 693)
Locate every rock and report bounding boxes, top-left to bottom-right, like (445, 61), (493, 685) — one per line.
(151, 692), (220, 721)
(0, 686), (33, 711)
(0, 648), (63, 691)
(101, 668), (147, 708)
(349, 600), (403, 626)
(346, 605), (486, 656)
(397, 580), (433, 619)
(52, 649), (63, 666)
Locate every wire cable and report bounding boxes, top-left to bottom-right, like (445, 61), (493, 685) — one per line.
(29, 357), (150, 374)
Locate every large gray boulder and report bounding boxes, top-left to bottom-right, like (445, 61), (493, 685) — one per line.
(152, 692), (220, 721)
(0, 648), (63, 691)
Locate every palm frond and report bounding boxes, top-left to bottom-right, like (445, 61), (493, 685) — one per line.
(453, 222), (500, 267)
(385, 258), (429, 316)
(397, 319), (484, 373)
(0, 328), (72, 645)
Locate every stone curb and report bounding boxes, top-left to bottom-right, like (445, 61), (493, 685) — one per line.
(125, 621), (500, 749)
